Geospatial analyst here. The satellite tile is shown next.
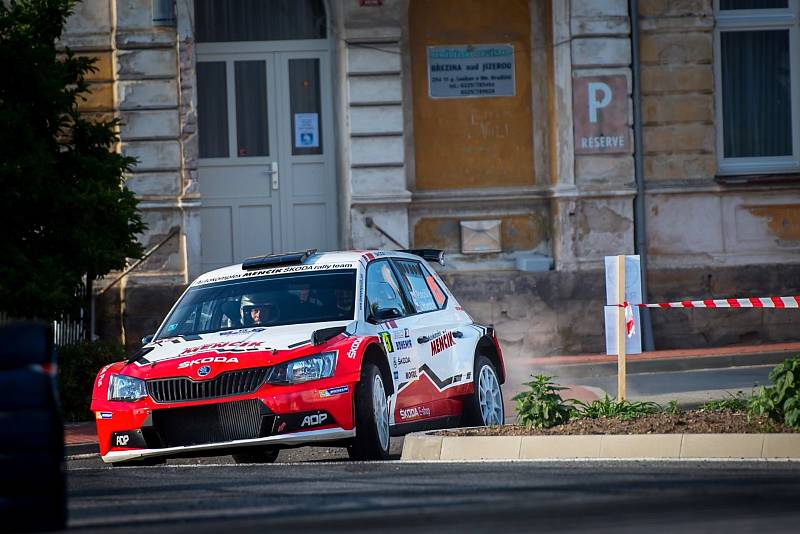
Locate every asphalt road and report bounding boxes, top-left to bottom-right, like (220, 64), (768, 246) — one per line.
(578, 364), (773, 406)
(64, 457), (800, 533)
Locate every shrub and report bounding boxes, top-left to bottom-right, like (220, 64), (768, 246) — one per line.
(702, 391), (749, 412)
(57, 341), (125, 422)
(573, 394), (661, 421)
(748, 356), (800, 430)
(513, 375), (574, 428)
(665, 400), (680, 415)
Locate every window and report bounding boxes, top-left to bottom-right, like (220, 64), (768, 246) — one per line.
(393, 260), (442, 313)
(715, 0), (800, 175)
(195, 0), (326, 43)
(155, 270), (356, 338)
(365, 261), (412, 321)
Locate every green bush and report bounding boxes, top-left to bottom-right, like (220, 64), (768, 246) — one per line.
(702, 391), (749, 412)
(57, 341), (125, 422)
(748, 356), (800, 430)
(513, 375), (575, 428)
(573, 394), (661, 420)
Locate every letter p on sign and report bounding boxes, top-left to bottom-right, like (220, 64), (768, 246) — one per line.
(588, 82), (612, 123)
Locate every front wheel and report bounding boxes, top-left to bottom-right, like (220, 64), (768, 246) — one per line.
(463, 355), (504, 427)
(348, 362), (390, 460)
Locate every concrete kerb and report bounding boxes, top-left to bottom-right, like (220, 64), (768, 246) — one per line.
(400, 431), (800, 461)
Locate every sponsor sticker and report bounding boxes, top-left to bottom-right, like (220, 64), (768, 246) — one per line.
(405, 369), (418, 380)
(397, 355), (411, 365)
(179, 341), (263, 357)
(393, 371), (399, 380)
(347, 337), (364, 359)
(319, 385), (349, 398)
(379, 331), (394, 353)
(394, 338), (412, 351)
(431, 331), (456, 357)
(177, 355), (240, 369)
(301, 413), (329, 427)
(399, 405), (431, 420)
(96, 411), (113, 420)
(218, 327), (266, 336)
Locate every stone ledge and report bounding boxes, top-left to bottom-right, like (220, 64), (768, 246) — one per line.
(401, 432), (800, 461)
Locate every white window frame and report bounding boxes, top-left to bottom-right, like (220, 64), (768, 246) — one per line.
(714, 0), (800, 175)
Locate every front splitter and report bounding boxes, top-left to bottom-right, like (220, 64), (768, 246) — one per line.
(101, 427), (355, 464)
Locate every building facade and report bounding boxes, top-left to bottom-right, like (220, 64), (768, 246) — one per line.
(63, 0), (800, 376)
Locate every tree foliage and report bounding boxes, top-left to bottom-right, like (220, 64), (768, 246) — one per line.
(0, 0), (145, 320)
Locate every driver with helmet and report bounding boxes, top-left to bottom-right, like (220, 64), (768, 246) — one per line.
(240, 293), (279, 326)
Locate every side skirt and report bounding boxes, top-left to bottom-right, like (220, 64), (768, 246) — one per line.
(390, 415), (461, 437)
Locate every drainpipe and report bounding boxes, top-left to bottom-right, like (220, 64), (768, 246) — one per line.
(630, 0), (655, 351)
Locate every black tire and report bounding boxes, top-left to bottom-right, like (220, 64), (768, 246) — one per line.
(462, 355), (505, 427)
(232, 447), (280, 464)
(348, 362), (390, 461)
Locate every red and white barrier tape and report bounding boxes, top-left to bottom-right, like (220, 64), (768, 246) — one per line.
(615, 296), (800, 309)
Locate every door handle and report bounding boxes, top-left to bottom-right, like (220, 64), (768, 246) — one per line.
(263, 162), (279, 190)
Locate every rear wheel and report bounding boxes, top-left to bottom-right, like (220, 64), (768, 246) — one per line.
(463, 355), (504, 427)
(348, 362), (390, 460)
(232, 447), (280, 464)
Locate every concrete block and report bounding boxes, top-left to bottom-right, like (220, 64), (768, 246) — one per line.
(118, 79), (178, 110)
(516, 253), (553, 272)
(572, 37), (631, 67)
(762, 435), (800, 458)
(122, 141), (181, 171)
(572, 0), (629, 17)
(64, 0), (111, 34)
(80, 52), (114, 82)
(350, 105), (403, 135)
(348, 44), (401, 74)
(647, 195), (724, 254)
(600, 434), (682, 458)
(79, 82), (114, 112)
(639, 0), (712, 17)
(400, 434), (443, 460)
(643, 94), (713, 124)
(349, 75), (402, 104)
(640, 32), (712, 65)
(125, 172), (181, 197)
(644, 154), (716, 181)
(641, 65), (713, 94)
(116, 0), (154, 30)
(350, 136), (404, 166)
(639, 15), (713, 32)
(440, 436), (521, 460)
(520, 435), (602, 458)
(680, 434), (764, 458)
(117, 49), (177, 79)
(643, 124), (715, 153)
(120, 109), (180, 140)
(572, 17), (630, 36)
(350, 167), (406, 194)
(575, 155), (635, 186)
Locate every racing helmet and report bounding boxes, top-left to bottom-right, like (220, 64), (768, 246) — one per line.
(240, 293), (278, 326)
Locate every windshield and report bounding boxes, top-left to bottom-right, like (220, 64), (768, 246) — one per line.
(156, 270), (357, 339)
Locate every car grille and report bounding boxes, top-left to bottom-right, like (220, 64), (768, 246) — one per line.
(150, 399), (270, 448)
(146, 367), (270, 403)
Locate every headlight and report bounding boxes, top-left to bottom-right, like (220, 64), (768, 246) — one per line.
(108, 374), (147, 402)
(267, 351), (337, 384)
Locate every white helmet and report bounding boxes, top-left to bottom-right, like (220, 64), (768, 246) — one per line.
(240, 293), (277, 326)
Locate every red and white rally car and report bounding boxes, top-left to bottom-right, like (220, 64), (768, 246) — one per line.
(91, 249), (505, 464)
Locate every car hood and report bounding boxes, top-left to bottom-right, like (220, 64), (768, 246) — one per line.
(139, 321), (352, 366)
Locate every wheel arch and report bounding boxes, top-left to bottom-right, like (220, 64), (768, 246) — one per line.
(475, 335), (505, 384)
(360, 341), (394, 396)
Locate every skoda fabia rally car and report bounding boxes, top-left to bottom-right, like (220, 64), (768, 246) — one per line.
(91, 249), (505, 464)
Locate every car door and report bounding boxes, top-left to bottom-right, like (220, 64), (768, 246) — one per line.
(363, 260), (417, 424)
(390, 258), (465, 423)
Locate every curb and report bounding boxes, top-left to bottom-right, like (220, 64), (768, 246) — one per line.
(400, 431), (800, 461)
(65, 443), (99, 457)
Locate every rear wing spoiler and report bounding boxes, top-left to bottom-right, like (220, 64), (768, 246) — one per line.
(397, 249), (445, 266)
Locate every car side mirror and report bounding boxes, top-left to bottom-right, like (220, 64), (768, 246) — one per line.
(141, 334), (154, 345)
(374, 307), (403, 322)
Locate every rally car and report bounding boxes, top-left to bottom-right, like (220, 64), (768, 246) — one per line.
(91, 249), (505, 464)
